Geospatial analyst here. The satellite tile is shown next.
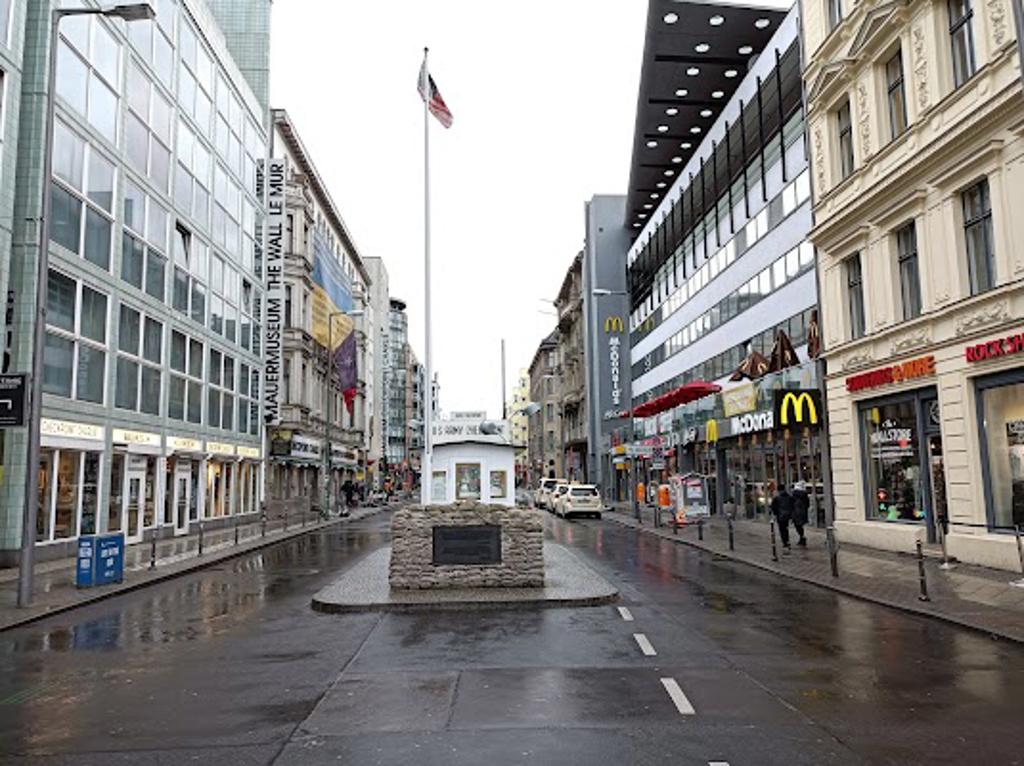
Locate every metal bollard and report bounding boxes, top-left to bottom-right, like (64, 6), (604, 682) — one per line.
(697, 517), (704, 541)
(937, 519), (954, 570)
(769, 515), (778, 562)
(302, 509), (307, 528)
(727, 515), (735, 551)
(916, 539), (930, 601)
(825, 525), (839, 578)
(261, 514), (267, 538)
(1011, 525), (1024, 588)
(149, 534), (157, 570)
(197, 522), (204, 556)
(234, 516), (240, 545)
(283, 511), (288, 531)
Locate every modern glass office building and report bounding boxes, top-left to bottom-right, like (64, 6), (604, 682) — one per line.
(623, 4), (826, 521)
(0, 0), (271, 564)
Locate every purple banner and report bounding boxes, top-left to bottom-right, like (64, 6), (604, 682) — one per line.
(334, 331), (358, 394)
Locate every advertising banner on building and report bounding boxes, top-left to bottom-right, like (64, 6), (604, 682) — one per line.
(722, 382), (757, 417)
(310, 228), (357, 413)
(263, 159), (286, 426)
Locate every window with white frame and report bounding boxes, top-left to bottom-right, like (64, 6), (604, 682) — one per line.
(127, 8), (174, 91)
(56, 14), (120, 144)
(172, 221), (208, 326)
(125, 60), (172, 193)
(174, 118), (212, 228)
(169, 329), (203, 423)
(209, 253), (239, 343)
(207, 347), (235, 430)
(115, 303), (162, 415)
(121, 179), (168, 300)
(51, 121), (115, 270)
(212, 163), (243, 261)
(43, 270), (107, 404)
(177, 17), (214, 140)
(896, 222), (922, 320)
(237, 362), (259, 436)
(37, 448), (101, 542)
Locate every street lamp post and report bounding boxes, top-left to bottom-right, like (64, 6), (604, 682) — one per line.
(18, 3), (156, 609)
(323, 309), (363, 516)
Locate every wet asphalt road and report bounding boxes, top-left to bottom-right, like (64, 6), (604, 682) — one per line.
(1, 511), (1022, 765)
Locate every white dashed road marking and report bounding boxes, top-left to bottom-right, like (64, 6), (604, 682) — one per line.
(709, 762), (731, 766)
(617, 606), (634, 621)
(633, 633), (657, 656)
(660, 677), (696, 715)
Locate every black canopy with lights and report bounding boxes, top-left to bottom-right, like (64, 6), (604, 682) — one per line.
(625, 1), (787, 231)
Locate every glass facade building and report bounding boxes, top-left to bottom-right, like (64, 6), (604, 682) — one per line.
(0, 0), (270, 563)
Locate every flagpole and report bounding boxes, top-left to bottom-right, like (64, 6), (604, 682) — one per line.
(421, 46), (433, 505)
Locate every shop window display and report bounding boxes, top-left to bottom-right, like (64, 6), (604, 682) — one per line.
(980, 380), (1024, 529)
(863, 401), (924, 522)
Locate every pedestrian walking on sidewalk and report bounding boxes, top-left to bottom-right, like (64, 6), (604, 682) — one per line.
(770, 484), (796, 551)
(791, 481), (810, 547)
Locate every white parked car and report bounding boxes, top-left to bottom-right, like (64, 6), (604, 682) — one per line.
(549, 483), (571, 514)
(536, 478), (565, 510)
(556, 485), (603, 519)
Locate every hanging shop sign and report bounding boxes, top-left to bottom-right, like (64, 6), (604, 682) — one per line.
(722, 382), (757, 417)
(845, 355), (935, 393)
(964, 330), (1024, 363)
(263, 158), (287, 427)
(705, 419), (719, 443)
(774, 390), (822, 428)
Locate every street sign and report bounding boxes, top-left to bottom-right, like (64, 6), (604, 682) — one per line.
(0, 374), (27, 427)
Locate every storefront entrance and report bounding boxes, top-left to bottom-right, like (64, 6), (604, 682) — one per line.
(109, 454), (158, 545)
(165, 458), (200, 534)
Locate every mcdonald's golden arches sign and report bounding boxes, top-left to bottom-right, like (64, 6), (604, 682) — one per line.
(604, 316), (624, 334)
(773, 390), (822, 427)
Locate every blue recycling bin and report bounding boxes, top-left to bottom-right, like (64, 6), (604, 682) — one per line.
(75, 534), (125, 588)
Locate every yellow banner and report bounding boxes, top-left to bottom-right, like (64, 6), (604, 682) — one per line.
(311, 286), (354, 350)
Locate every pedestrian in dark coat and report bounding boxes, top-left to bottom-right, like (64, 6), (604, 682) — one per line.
(791, 481), (810, 547)
(770, 485), (796, 550)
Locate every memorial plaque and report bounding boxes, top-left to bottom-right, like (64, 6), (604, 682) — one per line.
(432, 525), (502, 565)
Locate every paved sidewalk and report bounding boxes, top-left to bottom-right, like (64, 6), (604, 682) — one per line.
(604, 503), (1024, 643)
(0, 505), (389, 632)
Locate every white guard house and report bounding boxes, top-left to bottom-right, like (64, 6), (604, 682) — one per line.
(429, 414), (515, 507)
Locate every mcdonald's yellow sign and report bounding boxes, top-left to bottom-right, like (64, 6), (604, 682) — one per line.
(774, 390), (822, 427)
(604, 316), (624, 333)
(705, 419), (719, 443)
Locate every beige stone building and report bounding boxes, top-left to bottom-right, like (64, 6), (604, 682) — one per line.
(804, 0), (1024, 568)
(555, 253), (588, 482)
(528, 331), (562, 483)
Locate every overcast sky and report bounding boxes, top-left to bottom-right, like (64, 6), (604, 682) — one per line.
(270, 0), (790, 418)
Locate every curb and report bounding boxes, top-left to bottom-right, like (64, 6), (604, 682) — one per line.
(0, 508), (388, 633)
(604, 512), (1024, 645)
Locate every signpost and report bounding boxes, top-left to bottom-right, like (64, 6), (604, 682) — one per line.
(0, 374), (26, 427)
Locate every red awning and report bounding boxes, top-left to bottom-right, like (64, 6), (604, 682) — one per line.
(631, 380), (721, 418)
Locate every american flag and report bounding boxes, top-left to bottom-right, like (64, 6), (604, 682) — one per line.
(418, 60), (453, 128)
